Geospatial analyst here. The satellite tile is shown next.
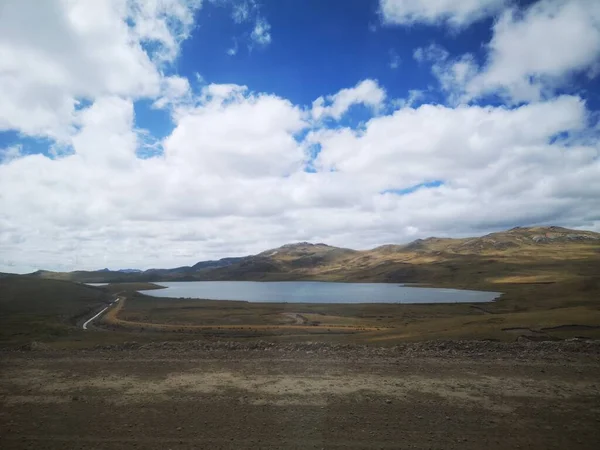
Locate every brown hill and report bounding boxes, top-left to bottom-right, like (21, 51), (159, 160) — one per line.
(257, 242), (358, 269)
(27, 226), (600, 285)
(200, 226), (599, 286)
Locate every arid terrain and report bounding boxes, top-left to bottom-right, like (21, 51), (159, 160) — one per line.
(2, 341), (600, 449)
(1, 225), (600, 448)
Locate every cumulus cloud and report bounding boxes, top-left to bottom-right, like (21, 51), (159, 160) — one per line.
(309, 95), (589, 187)
(0, 145), (23, 164)
(153, 75), (192, 109)
(2, 84), (599, 272)
(1, 0), (600, 273)
(413, 44), (478, 104)
(311, 80), (387, 121)
(379, 0), (508, 27)
(128, 0), (202, 63)
(0, 0), (201, 140)
(413, 1), (600, 104)
(165, 84), (306, 178)
(466, 0), (600, 102)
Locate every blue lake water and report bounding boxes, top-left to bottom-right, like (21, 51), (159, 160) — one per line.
(139, 281), (500, 304)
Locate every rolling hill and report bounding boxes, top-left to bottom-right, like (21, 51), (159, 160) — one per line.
(25, 226), (600, 285)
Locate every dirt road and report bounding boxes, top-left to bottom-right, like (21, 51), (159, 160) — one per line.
(1, 341), (599, 449)
(282, 312), (308, 325)
(82, 298), (120, 330)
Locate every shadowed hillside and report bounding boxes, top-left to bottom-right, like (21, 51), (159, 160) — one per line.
(0, 276), (111, 345)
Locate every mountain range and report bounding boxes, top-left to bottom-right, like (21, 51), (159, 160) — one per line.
(28, 226), (600, 286)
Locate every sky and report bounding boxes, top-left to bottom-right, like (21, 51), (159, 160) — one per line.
(1, 0), (600, 273)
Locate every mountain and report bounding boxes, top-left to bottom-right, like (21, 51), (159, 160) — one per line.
(27, 226), (600, 284)
(258, 242), (357, 269)
(192, 257), (245, 270)
(398, 226), (599, 255)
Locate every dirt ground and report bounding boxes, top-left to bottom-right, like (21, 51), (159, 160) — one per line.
(1, 341), (599, 449)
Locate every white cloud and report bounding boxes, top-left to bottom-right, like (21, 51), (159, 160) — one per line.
(465, 0), (600, 102)
(311, 95), (588, 184)
(210, 0), (271, 50)
(0, 0), (200, 140)
(379, 0), (508, 27)
(194, 72), (205, 84)
(413, 43), (479, 104)
(227, 38), (239, 56)
(128, 0), (202, 63)
(392, 89), (424, 108)
(0, 145), (23, 164)
(389, 49), (401, 69)
(250, 17), (271, 47)
(2, 83), (598, 272)
(413, 43), (448, 63)
(311, 80), (387, 121)
(232, 0), (252, 23)
(198, 83), (248, 104)
(165, 84), (306, 178)
(71, 96), (138, 169)
(1, 0), (600, 273)
(415, 1), (600, 104)
(153, 75), (192, 109)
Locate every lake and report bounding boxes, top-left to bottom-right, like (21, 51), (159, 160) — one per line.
(139, 281), (500, 304)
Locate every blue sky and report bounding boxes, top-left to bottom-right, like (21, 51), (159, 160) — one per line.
(5, 0), (598, 158)
(1, 0), (599, 272)
(136, 0), (499, 137)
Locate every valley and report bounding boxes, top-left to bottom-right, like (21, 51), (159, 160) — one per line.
(2, 225), (599, 347)
(2, 225), (600, 449)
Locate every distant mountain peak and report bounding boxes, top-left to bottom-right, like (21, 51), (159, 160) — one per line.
(280, 242), (331, 248)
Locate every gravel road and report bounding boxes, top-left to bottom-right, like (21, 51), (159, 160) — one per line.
(1, 341), (599, 449)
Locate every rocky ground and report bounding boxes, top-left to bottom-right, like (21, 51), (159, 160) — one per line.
(1, 341), (600, 449)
